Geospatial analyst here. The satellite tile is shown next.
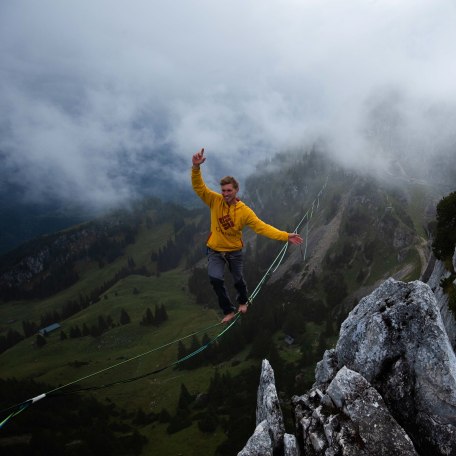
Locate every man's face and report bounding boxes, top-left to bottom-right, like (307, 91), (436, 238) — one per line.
(221, 183), (238, 205)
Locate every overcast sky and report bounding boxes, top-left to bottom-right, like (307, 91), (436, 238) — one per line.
(1, 0), (455, 207)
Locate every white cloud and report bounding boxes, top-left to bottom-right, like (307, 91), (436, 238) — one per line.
(1, 0), (456, 206)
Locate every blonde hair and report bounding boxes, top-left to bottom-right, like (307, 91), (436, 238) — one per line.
(220, 176), (239, 190)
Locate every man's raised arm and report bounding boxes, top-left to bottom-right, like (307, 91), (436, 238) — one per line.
(192, 148), (206, 169)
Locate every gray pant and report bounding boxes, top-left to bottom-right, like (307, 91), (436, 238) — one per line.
(207, 248), (248, 315)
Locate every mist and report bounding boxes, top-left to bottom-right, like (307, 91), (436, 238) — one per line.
(1, 0), (456, 208)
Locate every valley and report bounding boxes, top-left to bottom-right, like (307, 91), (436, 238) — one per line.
(0, 151), (447, 455)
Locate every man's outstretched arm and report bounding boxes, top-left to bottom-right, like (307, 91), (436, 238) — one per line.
(245, 208), (303, 244)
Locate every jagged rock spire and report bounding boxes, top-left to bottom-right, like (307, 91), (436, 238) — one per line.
(238, 359), (299, 456)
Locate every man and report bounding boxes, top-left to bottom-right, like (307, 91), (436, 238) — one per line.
(191, 148), (303, 323)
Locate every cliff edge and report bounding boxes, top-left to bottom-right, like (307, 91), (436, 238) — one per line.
(240, 276), (456, 455)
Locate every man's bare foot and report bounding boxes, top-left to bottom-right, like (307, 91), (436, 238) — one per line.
(221, 312), (236, 323)
(238, 303), (248, 314)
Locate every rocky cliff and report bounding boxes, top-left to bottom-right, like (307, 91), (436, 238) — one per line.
(239, 274), (456, 455)
(422, 250), (456, 348)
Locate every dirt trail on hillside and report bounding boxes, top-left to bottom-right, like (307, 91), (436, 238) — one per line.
(388, 237), (430, 281)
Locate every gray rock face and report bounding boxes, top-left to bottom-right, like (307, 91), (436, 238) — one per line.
(425, 252), (456, 347)
(393, 225), (414, 250)
(314, 348), (338, 385)
(283, 433), (300, 456)
(241, 277), (456, 456)
(238, 420), (273, 456)
(331, 278), (456, 455)
(239, 425), (299, 456)
(255, 359), (285, 450)
(238, 359), (285, 456)
(294, 366), (418, 455)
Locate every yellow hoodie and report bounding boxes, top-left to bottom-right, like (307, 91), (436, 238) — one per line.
(192, 167), (288, 252)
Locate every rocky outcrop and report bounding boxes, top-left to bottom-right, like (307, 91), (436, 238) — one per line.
(238, 421), (274, 456)
(238, 360), (299, 456)
(423, 248), (456, 348)
(294, 366), (418, 455)
(241, 278), (456, 455)
(329, 278), (456, 455)
(255, 359), (286, 451)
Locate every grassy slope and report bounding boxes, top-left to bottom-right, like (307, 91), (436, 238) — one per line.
(0, 221), (173, 331)
(0, 213), (266, 454)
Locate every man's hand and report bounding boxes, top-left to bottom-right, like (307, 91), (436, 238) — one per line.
(288, 233), (303, 245)
(192, 148), (206, 168)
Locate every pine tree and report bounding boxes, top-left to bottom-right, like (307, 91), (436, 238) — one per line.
(127, 256), (136, 269)
(198, 405), (218, 433)
(5, 329), (24, 349)
(90, 324), (101, 337)
(70, 325), (82, 338)
(201, 333), (215, 364)
(218, 325), (245, 358)
(22, 320), (38, 338)
(0, 335), (6, 353)
(153, 304), (160, 326)
(433, 191), (456, 260)
(133, 408), (148, 425)
(141, 308), (154, 326)
(158, 304), (168, 323)
(300, 330), (315, 366)
(82, 323), (90, 337)
(158, 408), (171, 423)
(176, 341), (187, 368)
(316, 332), (327, 360)
(177, 383), (193, 410)
(98, 315), (108, 333)
(74, 325), (82, 338)
(120, 308), (131, 325)
(207, 370), (229, 405)
(183, 335), (202, 370)
(36, 334), (47, 348)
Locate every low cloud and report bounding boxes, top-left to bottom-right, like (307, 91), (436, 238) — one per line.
(1, 0), (455, 208)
